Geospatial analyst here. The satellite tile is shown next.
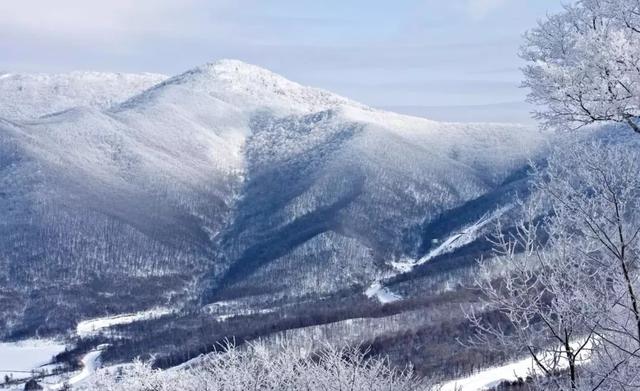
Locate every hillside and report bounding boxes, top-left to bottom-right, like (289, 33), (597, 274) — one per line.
(0, 60), (550, 378)
(0, 71), (167, 121)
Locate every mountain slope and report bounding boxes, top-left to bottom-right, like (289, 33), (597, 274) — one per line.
(204, 105), (546, 302)
(0, 71), (167, 121)
(0, 60), (549, 338)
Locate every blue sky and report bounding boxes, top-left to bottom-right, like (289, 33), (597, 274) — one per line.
(0, 1), (568, 122)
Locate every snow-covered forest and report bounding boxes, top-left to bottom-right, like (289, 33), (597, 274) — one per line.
(80, 343), (427, 391)
(467, 0), (640, 388)
(3, 0), (640, 390)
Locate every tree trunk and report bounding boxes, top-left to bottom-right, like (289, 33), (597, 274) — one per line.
(619, 253), (640, 345)
(564, 331), (577, 390)
(613, 194), (640, 345)
(626, 118), (640, 134)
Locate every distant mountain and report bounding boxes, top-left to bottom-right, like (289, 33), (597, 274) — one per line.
(0, 60), (549, 338)
(383, 101), (537, 124)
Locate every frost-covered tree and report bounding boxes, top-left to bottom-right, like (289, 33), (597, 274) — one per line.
(470, 141), (640, 390)
(468, 203), (598, 390)
(521, 0), (640, 133)
(79, 342), (427, 391)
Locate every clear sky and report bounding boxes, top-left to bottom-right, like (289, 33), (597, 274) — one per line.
(0, 1), (568, 122)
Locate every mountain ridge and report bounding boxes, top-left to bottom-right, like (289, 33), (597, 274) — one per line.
(0, 71), (167, 121)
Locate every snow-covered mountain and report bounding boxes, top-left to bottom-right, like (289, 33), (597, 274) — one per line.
(0, 60), (549, 338)
(0, 71), (167, 121)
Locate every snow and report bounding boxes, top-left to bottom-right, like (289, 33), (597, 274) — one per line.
(0, 308), (173, 388)
(32, 308), (173, 388)
(0, 71), (167, 121)
(366, 208), (509, 304)
(2, 60), (547, 286)
(44, 349), (103, 390)
(0, 339), (66, 381)
(68, 350), (101, 385)
(364, 282), (402, 304)
(76, 308), (172, 337)
(120, 59), (368, 117)
(203, 300), (278, 322)
(441, 339), (593, 390)
(0, 308), (170, 389)
(212, 308), (276, 322)
(440, 356), (539, 391)
(418, 206), (510, 266)
(0, 60), (552, 375)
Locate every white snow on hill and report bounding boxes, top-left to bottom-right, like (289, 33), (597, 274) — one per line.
(441, 356), (539, 391)
(396, 205), (511, 273)
(0, 59), (552, 332)
(0, 60), (554, 389)
(0, 58), (577, 391)
(364, 282), (402, 304)
(0, 71), (167, 120)
(441, 338), (594, 390)
(366, 207), (511, 304)
(118, 59), (367, 116)
(76, 308), (173, 337)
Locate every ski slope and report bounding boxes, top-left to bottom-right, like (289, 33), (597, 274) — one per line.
(366, 208), (509, 304)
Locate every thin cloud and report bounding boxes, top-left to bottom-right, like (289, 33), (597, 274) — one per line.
(0, 0), (245, 43)
(0, 0), (564, 114)
(465, 0), (509, 19)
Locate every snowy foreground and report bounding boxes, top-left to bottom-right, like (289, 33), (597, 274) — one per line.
(440, 337), (592, 391)
(77, 344), (424, 391)
(440, 356), (538, 391)
(72, 343), (565, 391)
(0, 309), (571, 390)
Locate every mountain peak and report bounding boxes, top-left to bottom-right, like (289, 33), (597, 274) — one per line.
(123, 59), (369, 115)
(200, 59), (282, 77)
(184, 59), (303, 93)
